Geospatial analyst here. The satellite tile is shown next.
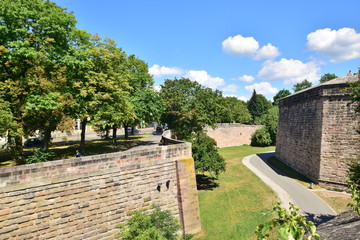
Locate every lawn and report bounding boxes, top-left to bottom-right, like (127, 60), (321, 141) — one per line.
(196, 145), (277, 240)
(0, 133), (153, 167)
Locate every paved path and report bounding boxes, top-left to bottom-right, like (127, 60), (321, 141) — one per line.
(243, 152), (336, 224)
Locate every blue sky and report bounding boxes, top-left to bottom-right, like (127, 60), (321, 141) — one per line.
(53, 0), (360, 101)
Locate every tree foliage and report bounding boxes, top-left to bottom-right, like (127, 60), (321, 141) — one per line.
(247, 90), (272, 123)
(120, 206), (180, 240)
(160, 78), (222, 140)
(273, 89), (291, 106)
(256, 202), (320, 240)
(293, 79), (312, 92)
(220, 96), (252, 123)
(187, 131), (226, 177)
(319, 73), (337, 83)
(0, 0), (76, 162)
(251, 127), (272, 147)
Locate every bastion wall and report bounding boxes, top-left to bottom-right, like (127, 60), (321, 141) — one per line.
(0, 139), (201, 239)
(205, 124), (262, 148)
(276, 75), (360, 186)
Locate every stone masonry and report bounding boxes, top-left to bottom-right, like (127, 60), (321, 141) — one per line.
(0, 142), (201, 239)
(276, 75), (360, 186)
(205, 124), (262, 148)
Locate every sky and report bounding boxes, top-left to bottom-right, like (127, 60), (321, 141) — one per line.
(53, 0), (360, 101)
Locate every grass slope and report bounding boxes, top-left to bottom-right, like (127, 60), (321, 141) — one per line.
(197, 145), (276, 240)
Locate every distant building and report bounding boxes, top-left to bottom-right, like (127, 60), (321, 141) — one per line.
(276, 75), (360, 186)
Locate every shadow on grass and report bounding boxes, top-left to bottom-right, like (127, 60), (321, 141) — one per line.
(196, 174), (219, 191)
(256, 152), (312, 185)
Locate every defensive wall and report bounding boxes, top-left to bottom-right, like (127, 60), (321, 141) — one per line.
(276, 75), (360, 186)
(0, 133), (201, 239)
(205, 124), (262, 148)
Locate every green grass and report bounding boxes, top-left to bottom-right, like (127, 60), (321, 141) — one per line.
(196, 145), (277, 240)
(0, 133), (153, 167)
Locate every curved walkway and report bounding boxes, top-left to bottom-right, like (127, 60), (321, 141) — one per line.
(243, 152), (336, 224)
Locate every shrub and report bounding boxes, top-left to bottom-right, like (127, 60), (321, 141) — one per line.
(347, 159), (360, 216)
(187, 131), (226, 177)
(256, 202), (320, 240)
(26, 148), (55, 164)
(120, 206), (180, 240)
(251, 127), (272, 147)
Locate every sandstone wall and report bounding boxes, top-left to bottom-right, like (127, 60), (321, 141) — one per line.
(275, 87), (323, 182)
(0, 143), (201, 239)
(205, 124), (262, 148)
(276, 77), (360, 185)
(319, 88), (360, 184)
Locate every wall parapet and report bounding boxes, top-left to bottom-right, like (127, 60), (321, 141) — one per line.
(0, 141), (201, 239)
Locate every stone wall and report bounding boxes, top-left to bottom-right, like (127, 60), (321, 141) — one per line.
(205, 124), (262, 148)
(276, 76), (360, 185)
(0, 143), (201, 239)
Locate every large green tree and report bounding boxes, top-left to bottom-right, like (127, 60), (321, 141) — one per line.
(220, 96), (252, 123)
(293, 79), (312, 92)
(273, 89), (291, 106)
(319, 73), (337, 83)
(160, 78), (222, 139)
(247, 90), (272, 123)
(0, 0), (76, 162)
(160, 78), (226, 176)
(124, 55), (164, 139)
(65, 34), (133, 153)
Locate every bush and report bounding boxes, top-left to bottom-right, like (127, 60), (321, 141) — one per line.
(187, 131), (226, 177)
(256, 202), (320, 240)
(251, 127), (272, 147)
(120, 206), (180, 240)
(347, 159), (360, 216)
(26, 148), (55, 164)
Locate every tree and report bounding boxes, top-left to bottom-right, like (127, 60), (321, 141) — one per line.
(259, 106), (279, 145)
(293, 79), (312, 92)
(0, 0), (76, 163)
(319, 73), (337, 83)
(124, 55), (164, 139)
(247, 90), (272, 123)
(273, 89), (291, 106)
(220, 96), (252, 123)
(187, 131), (226, 176)
(65, 34), (133, 153)
(160, 78), (222, 140)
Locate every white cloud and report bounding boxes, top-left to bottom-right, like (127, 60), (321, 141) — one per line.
(152, 85), (162, 92)
(185, 70), (225, 89)
(254, 43), (280, 60)
(257, 58), (320, 85)
(245, 82), (278, 96)
(222, 84), (239, 93)
(231, 74), (254, 82)
(149, 64), (183, 77)
(222, 35), (279, 59)
(223, 94), (248, 102)
(307, 28), (360, 62)
(222, 35), (259, 57)
(238, 96), (248, 102)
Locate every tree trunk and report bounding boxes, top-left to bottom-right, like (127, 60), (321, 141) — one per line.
(124, 123), (129, 139)
(112, 126), (117, 145)
(43, 128), (52, 149)
(80, 118), (87, 155)
(105, 127), (110, 139)
(14, 135), (24, 165)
